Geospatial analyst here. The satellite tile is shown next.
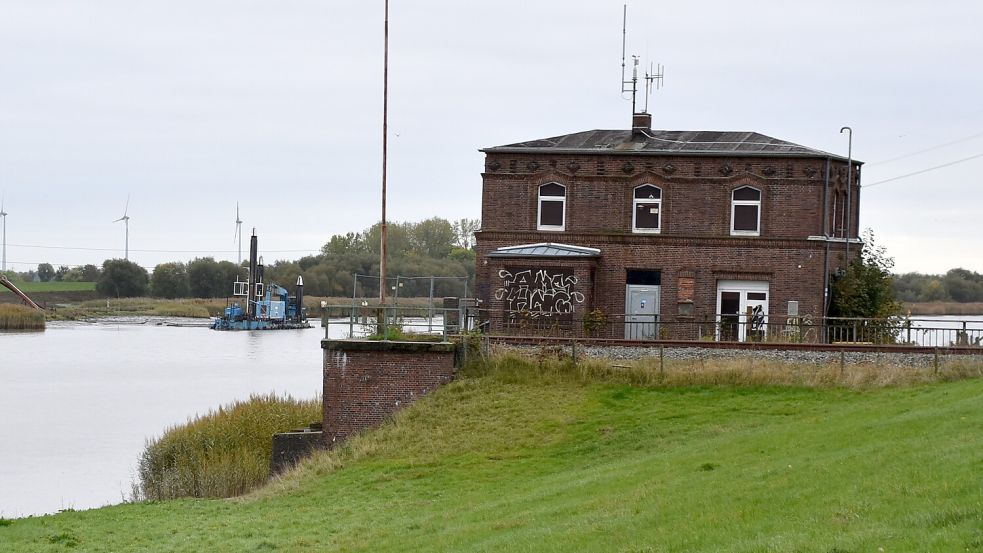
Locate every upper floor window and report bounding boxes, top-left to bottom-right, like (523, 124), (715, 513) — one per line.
(538, 182), (566, 231)
(731, 186), (761, 236)
(632, 184), (661, 233)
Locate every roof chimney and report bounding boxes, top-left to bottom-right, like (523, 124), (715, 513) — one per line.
(632, 112), (651, 135)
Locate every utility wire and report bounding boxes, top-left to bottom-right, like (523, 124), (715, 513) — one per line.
(863, 152), (983, 188)
(867, 131), (983, 165)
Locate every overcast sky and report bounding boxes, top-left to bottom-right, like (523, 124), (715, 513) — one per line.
(1, 0), (980, 274)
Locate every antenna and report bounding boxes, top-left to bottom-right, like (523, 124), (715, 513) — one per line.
(113, 194), (131, 260)
(1, 194), (7, 272)
(234, 202), (243, 267)
(620, 5), (664, 118)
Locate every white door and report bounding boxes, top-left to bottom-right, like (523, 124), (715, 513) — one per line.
(625, 285), (660, 340)
(716, 280), (769, 342)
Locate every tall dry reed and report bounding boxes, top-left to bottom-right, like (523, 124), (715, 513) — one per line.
(0, 303), (45, 330)
(136, 393), (320, 501)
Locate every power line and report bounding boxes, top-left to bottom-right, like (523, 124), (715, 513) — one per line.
(867, 131), (983, 166)
(863, 152), (983, 188)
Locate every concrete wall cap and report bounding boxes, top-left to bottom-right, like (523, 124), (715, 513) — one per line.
(322, 339), (457, 353)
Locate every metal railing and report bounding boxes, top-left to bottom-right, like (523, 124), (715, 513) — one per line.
(321, 305), (983, 349)
(322, 304), (479, 342)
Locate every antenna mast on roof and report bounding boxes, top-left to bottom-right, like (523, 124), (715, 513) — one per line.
(620, 5), (664, 116)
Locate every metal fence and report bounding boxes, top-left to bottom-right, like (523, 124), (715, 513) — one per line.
(321, 305), (983, 349)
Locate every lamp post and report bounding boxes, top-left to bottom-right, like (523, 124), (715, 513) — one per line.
(379, 0), (390, 305)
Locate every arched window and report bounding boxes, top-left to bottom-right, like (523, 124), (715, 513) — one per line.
(632, 184), (661, 233)
(538, 182), (566, 231)
(731, 186), (761, 236)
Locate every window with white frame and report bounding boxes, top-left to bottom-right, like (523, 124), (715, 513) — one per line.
(538, 182), (566, 231)
(632, 184), (661, 233)
(731, 186), (761, 236)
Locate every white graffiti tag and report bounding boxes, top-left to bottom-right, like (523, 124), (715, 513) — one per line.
(494, 269), (585, 317)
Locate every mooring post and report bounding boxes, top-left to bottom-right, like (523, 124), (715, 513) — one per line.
(659, 345), (665, 376)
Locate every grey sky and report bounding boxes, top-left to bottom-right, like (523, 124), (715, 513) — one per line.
(1, 0), (981, 274)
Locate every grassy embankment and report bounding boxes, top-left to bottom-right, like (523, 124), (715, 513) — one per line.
(0, 303), (45, 330)
(3, 352), (983, 551)
(46, 296), (437, 320)
(0, 281), (96, 294)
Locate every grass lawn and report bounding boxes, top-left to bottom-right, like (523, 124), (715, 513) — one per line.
(2, 361), (982, 551)
(0, 281), (96, 293)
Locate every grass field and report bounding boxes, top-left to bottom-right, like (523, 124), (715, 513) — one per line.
(0, 281), (96, 293)
(2, 357), (982, 551)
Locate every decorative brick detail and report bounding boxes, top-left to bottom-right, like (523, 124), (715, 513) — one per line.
(321, 340), (456, 447)
(677, 276), (695, 302)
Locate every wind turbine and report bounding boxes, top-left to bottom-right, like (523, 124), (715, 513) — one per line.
(233, 202), (243, 266)
(114, 195), (131, 260)
(1, 195), (7, 272)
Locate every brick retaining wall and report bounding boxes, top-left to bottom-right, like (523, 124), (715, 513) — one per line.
(321, 340), (457, 447)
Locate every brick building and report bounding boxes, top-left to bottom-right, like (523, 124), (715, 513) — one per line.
(474, 113), (862, 341)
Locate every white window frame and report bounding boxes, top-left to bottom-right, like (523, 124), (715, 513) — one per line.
(537, 182), (566, 231)
(632, 184), (662, 234)
(730, 186), (761, 236)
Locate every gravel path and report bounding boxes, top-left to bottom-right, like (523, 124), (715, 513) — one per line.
(499, 343), (979, 369)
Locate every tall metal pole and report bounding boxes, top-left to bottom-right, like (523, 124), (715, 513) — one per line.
(1, 205), (7, 273)
(379, 0), (389, 305)
(840, 126), (853, 261)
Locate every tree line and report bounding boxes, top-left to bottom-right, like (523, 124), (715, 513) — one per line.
(891, 268), (983, 303)
(4, 217), (479, 299)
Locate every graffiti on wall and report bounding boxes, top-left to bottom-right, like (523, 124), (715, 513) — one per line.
(494, 268), (585, 317)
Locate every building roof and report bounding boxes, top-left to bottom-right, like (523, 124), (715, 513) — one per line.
(488, 242), (601, 258)
(482, 129), (856, 163)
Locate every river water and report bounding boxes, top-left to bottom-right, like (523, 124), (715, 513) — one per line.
(1, 314), (980, 518)
(0, 318), (328, 518)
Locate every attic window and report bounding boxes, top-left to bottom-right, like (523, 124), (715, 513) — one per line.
(632, 184), (661, 233)
(731, 186), (761, 236)
(538, 182), (566, 231)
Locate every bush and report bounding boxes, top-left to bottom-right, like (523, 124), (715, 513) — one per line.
(136, 394), (320, 500)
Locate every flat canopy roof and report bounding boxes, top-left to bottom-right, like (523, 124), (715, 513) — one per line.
(482, 129), (858, 163)
(488, 242), (601, 258)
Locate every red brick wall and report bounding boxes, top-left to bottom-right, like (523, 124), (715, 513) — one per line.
(480, 152), (860, 240)
(476, 150), (861, 337)
(322, 341), (456, 447)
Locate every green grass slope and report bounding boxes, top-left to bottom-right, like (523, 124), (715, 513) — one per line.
(3, 362), (982, 552)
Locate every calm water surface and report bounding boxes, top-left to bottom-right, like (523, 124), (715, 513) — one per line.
(0, 318), (328, 518)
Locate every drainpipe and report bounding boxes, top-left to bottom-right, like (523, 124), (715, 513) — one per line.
(822, 157), (832, 319)
(840, 127), (853, 261)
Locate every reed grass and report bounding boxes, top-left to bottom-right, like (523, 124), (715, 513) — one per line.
(136, 393), (320, 501)
(905, 301), (983, 316)
(0, 303), (45, 330)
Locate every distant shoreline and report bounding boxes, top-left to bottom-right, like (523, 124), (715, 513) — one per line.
(904, 302), (983, 316)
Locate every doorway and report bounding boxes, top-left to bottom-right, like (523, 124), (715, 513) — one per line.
(624, 270), (661, 340)
(716, 280), (769, 342)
